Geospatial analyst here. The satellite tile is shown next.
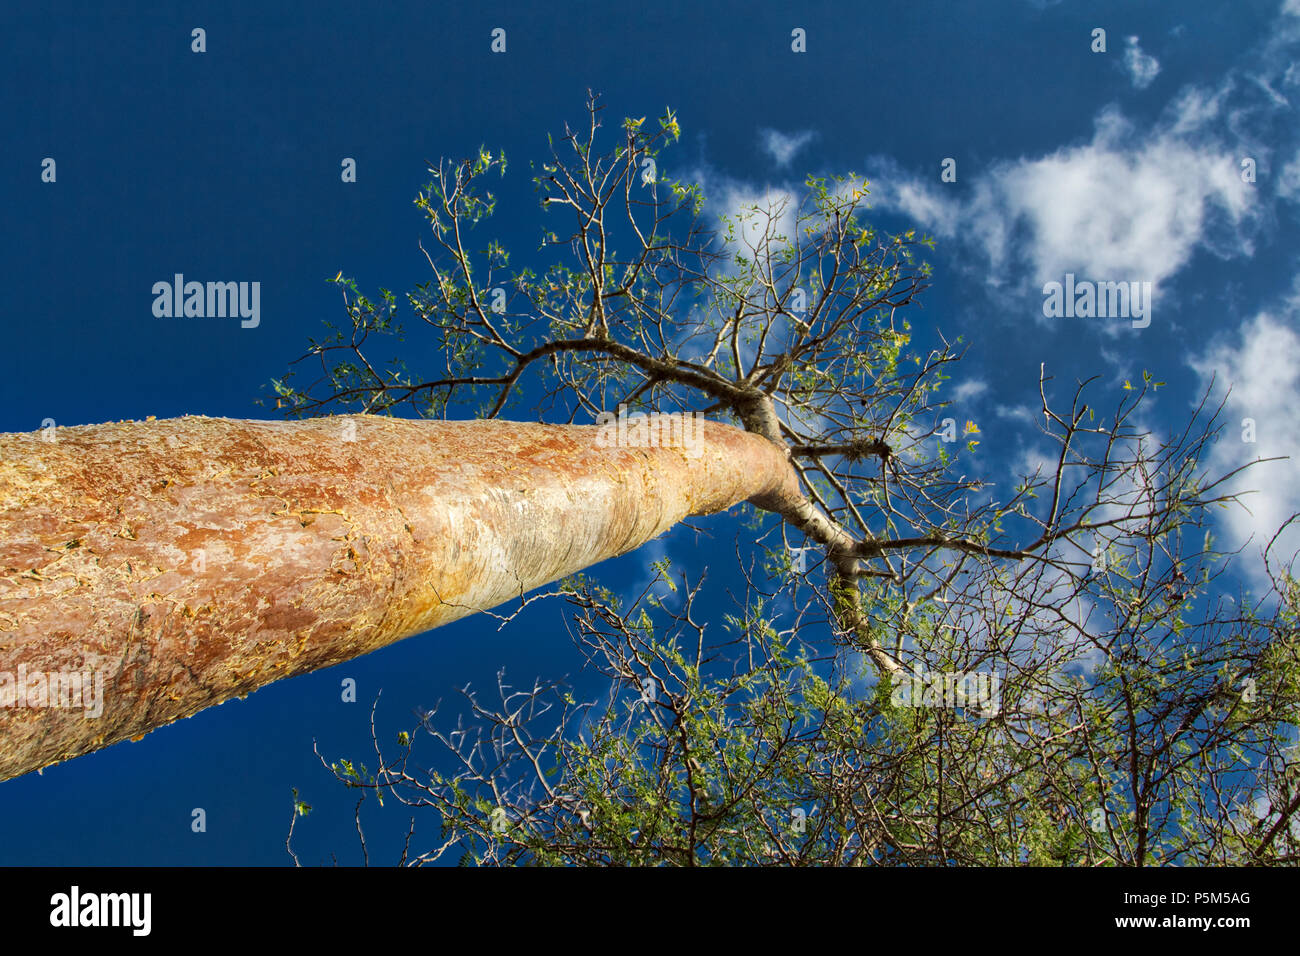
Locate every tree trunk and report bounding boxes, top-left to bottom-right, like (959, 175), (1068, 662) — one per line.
(0, 414), (797, 781)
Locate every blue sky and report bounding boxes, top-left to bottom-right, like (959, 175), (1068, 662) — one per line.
(2, 0), (1299, 864)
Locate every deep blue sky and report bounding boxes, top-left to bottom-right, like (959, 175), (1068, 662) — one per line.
(2, 0), (1298, 864)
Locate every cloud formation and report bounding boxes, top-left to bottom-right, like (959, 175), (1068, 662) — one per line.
(1122, 36), (1161, 89)
(759, 129), (817, 168)
(1189, 282), (1300, 583)
(855, 5), (1300, 316)
(866, 101), (1258, 301)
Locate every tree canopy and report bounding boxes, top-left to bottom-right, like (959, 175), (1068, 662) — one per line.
(277, 93), (1300, 866)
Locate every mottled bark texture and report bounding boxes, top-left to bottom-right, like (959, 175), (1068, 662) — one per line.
(0, 415), (798, 781)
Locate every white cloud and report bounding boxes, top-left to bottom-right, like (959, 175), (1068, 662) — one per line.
(865, 105), (1259, 304)
(718, 186), (799, 257)
(1279, 148), (1300, 202)
(1010, 444), (1054, 485)
(951, 380), (990, 403)
(624, 537), (677, 606)
(1189, 288), (1300, 582)
(666, 165), (804, 370)
(1165, 84), (1231, 135)
(1248, 73), (1291, 108)
(1123, 36), (1161, 89)
(995, 404), (1040, 427)
(759, 129), (817, 168)
(858, 8), (1300, 316)
(866, 157), (962, 239)
(684, 164), (801, 266)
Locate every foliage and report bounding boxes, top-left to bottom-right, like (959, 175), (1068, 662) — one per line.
(280, 93), (1300, 866)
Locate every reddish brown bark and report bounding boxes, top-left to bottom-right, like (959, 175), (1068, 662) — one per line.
(0, 414), (796, 781)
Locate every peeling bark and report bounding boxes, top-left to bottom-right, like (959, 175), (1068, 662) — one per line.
(0, 414), (797, 781)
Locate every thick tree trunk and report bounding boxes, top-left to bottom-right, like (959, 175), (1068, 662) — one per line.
(0, 414), (797, 781)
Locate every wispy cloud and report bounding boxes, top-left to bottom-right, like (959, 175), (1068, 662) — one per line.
(1188, 279), (1300, 582)
(950, 380), (990, 403)
(855, 7), (1300, 324)
(1122, 36), (1161, 89)
(868, 104), (1258, 300)
(758, 129), (817, 168)
(1279, 148), (1300, 202)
